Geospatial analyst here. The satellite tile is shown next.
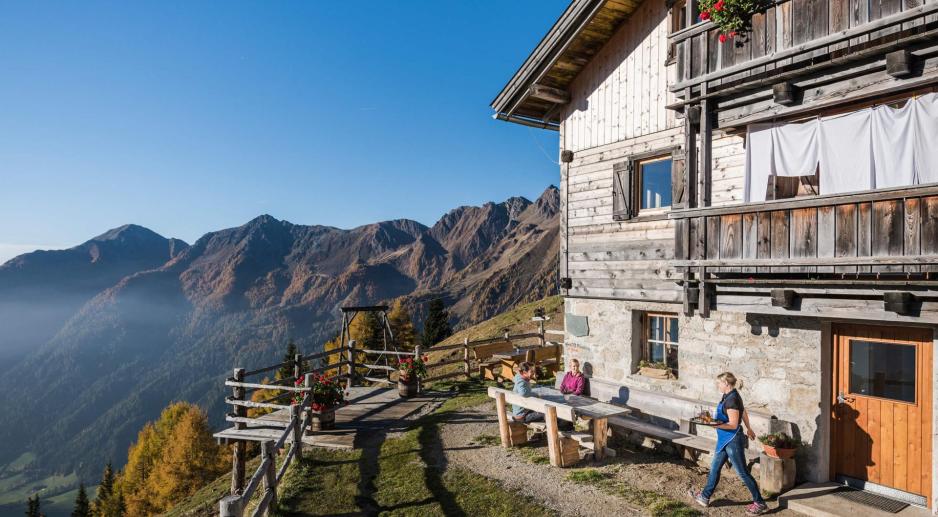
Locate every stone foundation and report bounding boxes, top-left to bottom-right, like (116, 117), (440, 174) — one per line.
(563, 297), (826, 482)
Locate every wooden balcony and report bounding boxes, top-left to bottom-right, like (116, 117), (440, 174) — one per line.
(671, 184), (938, 278)
(669, 0), (938, 96)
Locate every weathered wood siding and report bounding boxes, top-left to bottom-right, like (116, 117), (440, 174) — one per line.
(562, 0), (679, 152)
(562, 127), (684, 302)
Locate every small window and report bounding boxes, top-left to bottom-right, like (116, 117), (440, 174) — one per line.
(642, 313), (679, 377)
(613, 153), (675, 220)
(637, 157), (673, 211)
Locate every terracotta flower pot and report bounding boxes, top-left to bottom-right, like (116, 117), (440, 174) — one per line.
(398, 376), (419, 398)
(762, 444), (796, 459)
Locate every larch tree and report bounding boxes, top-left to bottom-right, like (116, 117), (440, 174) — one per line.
(421, 298), (452, 348)
(145, 406), (228, 512)
(71, 483), (90, 517)
(388, 300), (416, 350)
(117, 402), (225, 516)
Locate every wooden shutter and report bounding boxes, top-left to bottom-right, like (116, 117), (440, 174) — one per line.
(612, 161), (633, 221)
(671, 147), (686, 209)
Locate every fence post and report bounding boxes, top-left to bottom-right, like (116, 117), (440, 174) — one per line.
(291, 403), (303, 461)
(219, 494), (242, 517)
(346, 339), (356, 391)
(263, 440), (278, 515)
(231, 368), (246, 495)
(463, 337), (470, 380)
(303, 373), (313, 436)
(538, 318), (546, 347)
(293, 353), (303, 381)
(414, 344), (422, 393)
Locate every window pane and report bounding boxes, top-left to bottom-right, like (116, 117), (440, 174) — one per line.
(650, 342), (665, 363)
(668, 317), (679, 343)
(640, 159), (672, 209)
(849, 340), (916, 403)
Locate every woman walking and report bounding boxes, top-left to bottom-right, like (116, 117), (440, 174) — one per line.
(688, 372), (768, 515)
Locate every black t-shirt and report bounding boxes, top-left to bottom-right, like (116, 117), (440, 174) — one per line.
(721, 389), (744, 413)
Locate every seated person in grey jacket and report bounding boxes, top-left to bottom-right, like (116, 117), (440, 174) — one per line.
(511, 362), (543, 423)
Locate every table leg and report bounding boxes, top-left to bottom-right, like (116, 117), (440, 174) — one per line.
(495, 393), (510, 447)
(545, 404), (561, 467)
(593, 417), (609, 461)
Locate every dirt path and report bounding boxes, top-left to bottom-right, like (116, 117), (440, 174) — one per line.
(438, 400), (796, 517)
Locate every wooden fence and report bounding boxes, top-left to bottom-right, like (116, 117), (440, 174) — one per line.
(218, 320), (562, 516)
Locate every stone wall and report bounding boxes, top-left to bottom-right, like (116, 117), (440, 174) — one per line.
(563, 297), (827, 481)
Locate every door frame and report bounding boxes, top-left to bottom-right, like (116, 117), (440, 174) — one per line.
(828, 322), (934, 507)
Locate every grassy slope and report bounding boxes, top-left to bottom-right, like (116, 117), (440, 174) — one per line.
(439, 295), (563, 347)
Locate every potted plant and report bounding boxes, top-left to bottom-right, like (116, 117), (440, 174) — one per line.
(638, 360), (673, 380)
(697, 0), (772, 43)
(397, 354), (428, 398)
(294, 373), (345, 431)
(758, 432), (798, 459)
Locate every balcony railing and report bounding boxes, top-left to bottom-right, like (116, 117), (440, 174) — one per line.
(670, 184), (938, 276)
(669, 0), (938, 93)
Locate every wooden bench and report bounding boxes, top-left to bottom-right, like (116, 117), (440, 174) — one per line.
(606, 414), (761, 463)
(480, 343), (563, 382)
(487, 386), (629, 467)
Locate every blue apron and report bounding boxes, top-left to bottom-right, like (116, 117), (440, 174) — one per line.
(714, 392), (741, 452)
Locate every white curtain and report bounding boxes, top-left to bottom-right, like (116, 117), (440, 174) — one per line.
(745, 92), (938, 202)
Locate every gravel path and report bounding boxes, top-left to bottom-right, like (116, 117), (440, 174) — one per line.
(438, 400), (796, 517)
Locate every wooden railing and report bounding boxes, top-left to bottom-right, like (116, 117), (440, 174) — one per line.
(217, 318), (563, 516)
(669, 0), (938, 93)
(671, 184), (938, 277)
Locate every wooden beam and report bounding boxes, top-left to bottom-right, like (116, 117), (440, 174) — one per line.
(670, 183), (938, 219)
(675, 254), (938, 267)
(770, 289), (798, 309)
(886, 49), (914, 78)
(883, 291), (916, 315)
(772, 82), (800, 106)
(528, 84), (571, 104)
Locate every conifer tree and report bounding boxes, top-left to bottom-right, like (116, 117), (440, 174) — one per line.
(422, 298), (452, 348)
(25, 494), (40, 517)
(91, 462), (115, 516)
(277, 339), (302, 380)
(388, 300), (416, 350)
(71, 483), (90, 517)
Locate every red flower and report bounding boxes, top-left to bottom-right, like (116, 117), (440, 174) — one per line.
(729, 31), (736, 37)
(699, 10), (710, 20)
(719, 33), (727, 43)
(713, 0), (724, 11)
(421, 355), (428, 362)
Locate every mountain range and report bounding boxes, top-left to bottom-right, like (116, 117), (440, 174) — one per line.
(0, 186), (559, 494)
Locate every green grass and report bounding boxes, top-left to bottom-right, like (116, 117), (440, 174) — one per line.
(566, 467), (700, 517)
(273, 383), (555, 516)
(514, 446), (551, 466)
(566, 468), (607, 484)
(471, 434), (501, 446)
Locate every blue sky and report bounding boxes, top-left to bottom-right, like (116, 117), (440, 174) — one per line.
(0, 1), (566, 263)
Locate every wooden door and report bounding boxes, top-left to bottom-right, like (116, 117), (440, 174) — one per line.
(832, 324), (933, 505)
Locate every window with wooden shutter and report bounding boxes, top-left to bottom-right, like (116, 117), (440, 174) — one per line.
(612, 161), (633, 221)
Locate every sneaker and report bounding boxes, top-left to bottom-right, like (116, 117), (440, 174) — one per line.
(746, 502), (768, 515)
(687, 489), (709, 507)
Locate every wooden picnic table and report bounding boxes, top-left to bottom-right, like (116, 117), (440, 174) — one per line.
(487, 386), (630, 465)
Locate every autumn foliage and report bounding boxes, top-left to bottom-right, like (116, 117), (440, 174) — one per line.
(94, 402), (228, 516)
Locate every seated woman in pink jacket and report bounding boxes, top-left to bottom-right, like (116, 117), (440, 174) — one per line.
(559, 358), (588, 396)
